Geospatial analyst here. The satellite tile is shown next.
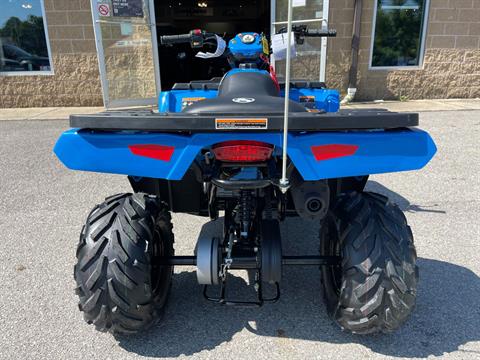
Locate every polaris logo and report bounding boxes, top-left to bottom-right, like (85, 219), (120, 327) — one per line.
(232, 98), (255, 104)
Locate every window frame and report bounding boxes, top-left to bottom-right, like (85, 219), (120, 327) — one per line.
(0, 0), (54, 76)
(368, 0), (430, 71)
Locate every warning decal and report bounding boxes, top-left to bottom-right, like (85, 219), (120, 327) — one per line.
(181, 97), (206, 110)
(215, 118), (268, 130)
(299, 95), (315, 103)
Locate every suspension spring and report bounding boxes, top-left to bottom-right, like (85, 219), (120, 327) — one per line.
(239, 190), (252, 237)
(264, 188), (273, 220)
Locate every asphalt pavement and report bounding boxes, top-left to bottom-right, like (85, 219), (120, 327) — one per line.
(0, 110), (479, 360)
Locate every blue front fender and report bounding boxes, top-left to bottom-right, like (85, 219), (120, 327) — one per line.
(54, 129), (436, 181)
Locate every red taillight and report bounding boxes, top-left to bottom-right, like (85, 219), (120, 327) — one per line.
(212, 140), (274, 162)
(311, 144), (359, 161)
(129, 144), (175, 162)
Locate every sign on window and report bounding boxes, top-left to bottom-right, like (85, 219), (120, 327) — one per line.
(112, 0), (144, 18)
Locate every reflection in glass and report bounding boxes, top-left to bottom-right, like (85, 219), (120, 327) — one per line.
(372, 0), (427, 67)
(275, 0), (324, 82)
(0, 0), (51, 72)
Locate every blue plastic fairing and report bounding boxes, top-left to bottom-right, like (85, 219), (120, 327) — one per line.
(54, 128), (436, 181)
(281, 88), (340, 113)
(158, 90), (218, 113)
(158, 83), (340, 113)
(228, 33), (265, 62)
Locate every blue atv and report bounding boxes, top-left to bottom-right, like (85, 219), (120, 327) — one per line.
(54, 27), (436, 335)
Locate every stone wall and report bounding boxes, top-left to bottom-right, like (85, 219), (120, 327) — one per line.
(0, 0), (103, 108)
(327, 0), (480, 100)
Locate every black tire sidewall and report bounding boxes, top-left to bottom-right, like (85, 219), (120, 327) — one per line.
(320, 192), (418, 333)
(74, 193), (174, 334)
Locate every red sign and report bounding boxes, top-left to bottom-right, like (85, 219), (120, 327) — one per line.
(98, 3), (111, 17)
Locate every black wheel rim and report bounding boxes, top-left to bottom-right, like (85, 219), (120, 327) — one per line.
(151, 227), (165, 295)
(324, 216), (342, 295)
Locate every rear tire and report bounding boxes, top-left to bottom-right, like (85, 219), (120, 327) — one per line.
(320, 192), (418, 334)
(74, 193), (174, 335)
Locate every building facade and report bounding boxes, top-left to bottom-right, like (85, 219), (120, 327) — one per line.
(0, 0), (479, 108)
(328, 0), (480, 100)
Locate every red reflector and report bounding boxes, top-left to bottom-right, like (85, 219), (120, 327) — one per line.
(212, 140), (273, 162)
(311, 144), (359, 161)
(129, 144), (175, 162)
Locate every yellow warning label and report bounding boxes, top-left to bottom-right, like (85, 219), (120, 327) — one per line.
(299, 96), (315, 103)
(262, 36), (270, 56)
(182, 97), (206, 110)
(215, 118), (268, 130)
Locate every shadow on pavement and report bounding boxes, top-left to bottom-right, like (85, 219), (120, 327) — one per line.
(366, 181), (447, 214)
(118, 185), (476, 358)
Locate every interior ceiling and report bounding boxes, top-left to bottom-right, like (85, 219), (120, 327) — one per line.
(163, 0), (261, 5)
(155, 0), (269, 24)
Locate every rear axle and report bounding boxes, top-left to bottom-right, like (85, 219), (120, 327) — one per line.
(159, 255), (340, 268)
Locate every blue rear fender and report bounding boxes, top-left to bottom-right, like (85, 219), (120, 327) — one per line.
(54, 129), (437, 181)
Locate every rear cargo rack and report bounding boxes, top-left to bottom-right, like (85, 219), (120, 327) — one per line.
(70, 109), (418, 132)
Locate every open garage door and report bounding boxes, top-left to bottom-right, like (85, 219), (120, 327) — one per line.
(91, 0), (330, 107)
(154, 0), (271, 91)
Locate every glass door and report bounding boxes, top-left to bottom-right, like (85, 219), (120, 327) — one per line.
(91, 0), (161, 108)
(271, 0), (330, 82)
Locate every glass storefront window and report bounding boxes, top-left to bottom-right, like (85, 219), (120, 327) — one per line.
(274, 0), (326, 81)
(0, 0), (52, 74)
(275, 0), (324, 22)
(371, 0), (429, 68)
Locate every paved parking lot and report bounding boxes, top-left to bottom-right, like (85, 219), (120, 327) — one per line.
(0, 110), (479, 360)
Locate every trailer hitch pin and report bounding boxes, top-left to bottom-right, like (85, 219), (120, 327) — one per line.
(220, 231), (235, 280)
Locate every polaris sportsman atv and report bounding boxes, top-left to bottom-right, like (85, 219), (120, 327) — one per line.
(54, 26), (436, 335)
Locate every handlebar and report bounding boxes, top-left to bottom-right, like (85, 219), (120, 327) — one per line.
(277, 25), (337, 45)
(160, 30), (217, 48)
(304, 29), (337, 38)
(160, 34), (193, 45)
(161, 27), (337, 50)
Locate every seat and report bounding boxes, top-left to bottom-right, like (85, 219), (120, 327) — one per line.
(183, 72), (307, 114)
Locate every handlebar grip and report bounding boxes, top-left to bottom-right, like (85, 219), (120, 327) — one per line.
(160, 34), (192, 45)
(305, 29), (337, 37)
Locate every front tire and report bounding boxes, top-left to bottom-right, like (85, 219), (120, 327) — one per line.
(320, 192), (418, 334)
(74, 193), (174, 335)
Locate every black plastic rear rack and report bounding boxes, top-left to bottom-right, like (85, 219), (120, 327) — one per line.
(70, 108), (419, 132)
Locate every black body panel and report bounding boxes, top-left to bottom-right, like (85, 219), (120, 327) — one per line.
(184, 95), (307, 114)
(218, 72), (279, 97)
(183, 72), (307, 114)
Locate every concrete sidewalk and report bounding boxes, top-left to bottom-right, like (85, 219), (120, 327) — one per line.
(0, 106), (105, 121)
(343, 98), (480, 112)
(0, 99), (479, 121)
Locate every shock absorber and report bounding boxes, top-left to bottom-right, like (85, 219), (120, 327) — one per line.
(239, 190), (252, 238)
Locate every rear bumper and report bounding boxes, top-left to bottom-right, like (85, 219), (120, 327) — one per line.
(54, 128), (436, 181)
